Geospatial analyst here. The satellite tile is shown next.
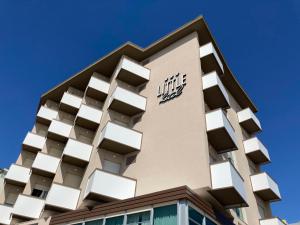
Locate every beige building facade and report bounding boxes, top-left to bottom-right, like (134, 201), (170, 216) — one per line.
(0, 16), (284, 225)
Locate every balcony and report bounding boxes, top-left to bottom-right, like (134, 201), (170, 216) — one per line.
(12, 194), (45, 219)
(250, 172), (281, 201)
(60, 92), (83, 114)
(0, 204), (13, 225)
(202, 71), (229, 109)
(210, 161), (247, 208)
(199, 42), (224, 75)
(108, 86), (147, 116)
(84, 169), (136, 201)
(22, 132), (46, 152)
(48, 120), (72, 142)
(260, 218), (285, 225)
(205, 109), (238, 152)
(75, 104), (103, 130)
(98, 122), (142, 154)
(115, 57), (150, 86)
(32, 152), (60, 177)
(62, 139), (93, 165)
(243, 137), (270, 164)
(5, 164), (31, 186)
(86, 75), (110, 101)
(37, 106), (59, 125)
(45, 183), (80, 211)
(237, 108), (262, 133)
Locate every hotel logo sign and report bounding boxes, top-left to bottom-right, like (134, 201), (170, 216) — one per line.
(157, 73), (186, 104)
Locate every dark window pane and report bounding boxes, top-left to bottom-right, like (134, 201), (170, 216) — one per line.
(105, 216), (124, 225)
(153, 204), (177, 225)
(86, 219), (103, 225)
(188, 207), (204, 224)
(206, 218), (217, 225)
(127, 211), (150, 225)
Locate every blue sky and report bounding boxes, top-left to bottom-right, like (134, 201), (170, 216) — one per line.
(0, 0), (299, 222)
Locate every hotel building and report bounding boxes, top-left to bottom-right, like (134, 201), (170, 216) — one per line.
(0, 16), (284, 225)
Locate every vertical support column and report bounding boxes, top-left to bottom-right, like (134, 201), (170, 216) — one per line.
(177, 200), (189, 225)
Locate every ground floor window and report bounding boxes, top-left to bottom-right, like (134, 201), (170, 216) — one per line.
(127, 211), (151, 225)
(153, 204), (177, 225)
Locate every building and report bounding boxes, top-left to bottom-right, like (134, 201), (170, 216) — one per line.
(0, 169), (8, 197)
(0, 16), (284, 225)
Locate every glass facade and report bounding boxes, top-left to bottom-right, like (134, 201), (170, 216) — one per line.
(127, 211), (151, 225)
(153, 205), (177, 225)
(71, 203), (219, 225)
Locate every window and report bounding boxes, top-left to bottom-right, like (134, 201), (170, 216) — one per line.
(127, 211), (151, 225)
(205, 218), (217, 225)
(258, 203), (265, 219)
(233, 208), (245, 222)
(188, 207), (204, 225)
(31, 188), (48, 199)
(103, 160), (121, 174)
(85, 219), (103, 225)
(153, 204), (177, 225)
(105, 216), (124, 225)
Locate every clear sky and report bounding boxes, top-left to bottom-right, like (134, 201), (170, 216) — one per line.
(0, 0), (299, 222)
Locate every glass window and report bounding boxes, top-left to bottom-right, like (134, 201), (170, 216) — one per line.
(127, 211), (151, 225)
(205, 217), (217, 225)
(105, 216), (124, 225)
(86, 219), (103, 225)
(153, 204), (177, 225)
(233, 208), (245, 221)
(188, 207), (204, 225)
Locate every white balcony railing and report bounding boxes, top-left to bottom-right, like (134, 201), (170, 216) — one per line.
(0, 204), (13, 225)
(206, 109), (238, 152)
(86, 74), (110, 101)
(60, 92), (83, 114)
(210, 161), (247, 208)
(250, 172), (281, 201)
(84, 169), (136, 201)
(243, 137), (270, 164)
(63, 139), (93, 164)
(99, 122), (142, 154)
(108, 86), (147, 116)
(37, 106), (59, 125)
(115, 57), (150, 86)
(5, 164), (31, 185)
(202, 71), (229, 109)
(22, 132), (46, 152)
(12, 194), (45, 219)
(48, 120), (73, 142)
(260, 218), (286, 225)
(76, 104), (103, 130)
(46, 183), (80, 210)
(199, 42), (224, 74)
(237, 108), (262, 133)
(32, 152), (60, 176)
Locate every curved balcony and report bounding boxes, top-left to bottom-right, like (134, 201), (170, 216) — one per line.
(237, 108), (262, 133)
(12, 194), (45, 220)
(108, 86), (146, 116)
(206, 109), (237, 153)
(260, 218), (285, 225)
(0, 204), (13, 225)
(22, 132), (46, 152)
(243, 137), (270, 164)
(84, 169), (136, 201)
(86, 74), (110, 101)
(47, 120), (72, 142)
(250, 172), (281, 201)
(32, 152), (60, 177)
(45, 183), (80, 211)
(210, 161), (248, 208)
(202, 71), (229, 109)
(5, 164), (31, 186)
(59, 92), (83, 114)
(37, 106), (58, 125)
(199, 42), (224, 75)
(62, 139), (93, 166)
(98, 122), (142, 154)
(75, 104), (103, 130)
(115, 57), (150, 86)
